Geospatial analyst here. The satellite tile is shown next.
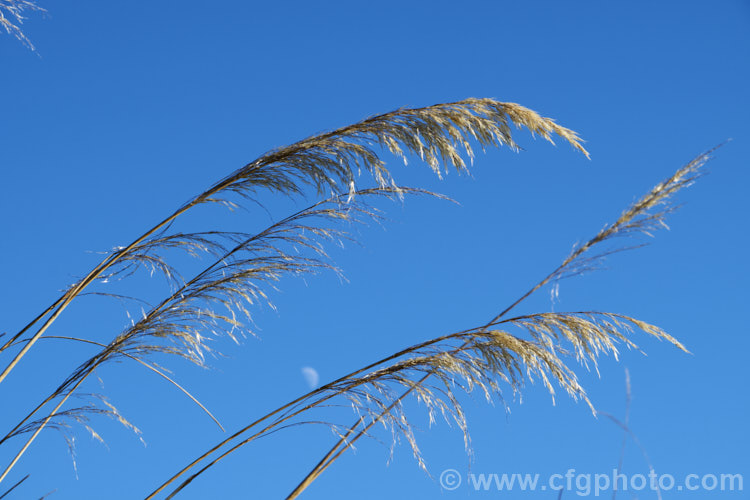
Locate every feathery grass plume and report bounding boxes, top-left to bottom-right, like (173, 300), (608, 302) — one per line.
(151, 311), (683, 500)
(0, 0), (43, 50)
(0, 98), (587, 387)
(0, 188), (439, 484)
(0, 334), (225, 436)
(5, 395), (141, 472)
(2, 391), (140, 498)
(145, 149), (710, 498)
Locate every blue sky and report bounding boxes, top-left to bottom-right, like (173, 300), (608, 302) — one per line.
(1, 1), (748, 498)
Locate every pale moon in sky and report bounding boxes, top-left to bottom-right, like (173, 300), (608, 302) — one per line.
(301, 366), (319, 389)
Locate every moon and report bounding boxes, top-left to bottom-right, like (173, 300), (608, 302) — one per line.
(301, 366), (319, 389)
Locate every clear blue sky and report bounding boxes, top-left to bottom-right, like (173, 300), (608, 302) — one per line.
(1, 1), (748, 498)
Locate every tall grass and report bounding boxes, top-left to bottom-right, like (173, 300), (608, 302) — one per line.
(0, 97), (710, 498)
